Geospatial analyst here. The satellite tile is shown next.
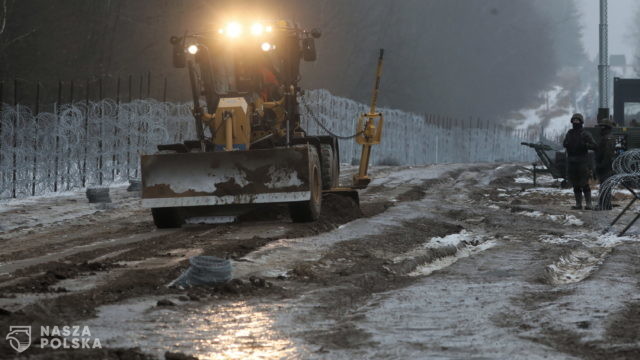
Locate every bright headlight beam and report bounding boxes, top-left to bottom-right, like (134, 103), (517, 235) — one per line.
(265, 25), (273, 33)
(226, 22), (242, 38)
(261, 42), (273, 52)
(187, 45), (199, 54)
(250, 23), (264, 35)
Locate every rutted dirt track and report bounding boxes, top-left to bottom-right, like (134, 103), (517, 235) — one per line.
(1, 164), (640, 359)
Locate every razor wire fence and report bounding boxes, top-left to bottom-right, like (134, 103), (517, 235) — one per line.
(0, 100), (194, 199)
(1, 87), (542, 200)
(300, 89), (540, 166)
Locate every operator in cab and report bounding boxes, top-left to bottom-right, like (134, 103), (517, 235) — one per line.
(563, 113), (597, 210)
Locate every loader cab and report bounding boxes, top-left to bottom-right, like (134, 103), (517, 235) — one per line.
(173, 21), (319, 109)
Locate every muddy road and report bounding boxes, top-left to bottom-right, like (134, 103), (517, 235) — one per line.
(1, 164), (639, 359)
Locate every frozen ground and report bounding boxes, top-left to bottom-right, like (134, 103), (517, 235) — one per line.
(1, 164), (640, 359)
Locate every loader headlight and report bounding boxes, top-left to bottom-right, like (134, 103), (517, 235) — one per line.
(187, 44), (199, 55)
(250, 23), (264, 35)
(225, 21), (243, 38)
(261, 42), (274, 52)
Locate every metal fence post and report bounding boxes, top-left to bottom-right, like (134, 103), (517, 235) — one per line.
(98, 77), (103, 186)
(113, 77), (121, 181)
(163, 76), (167, 102)
(147, 71), (151, 98)
(82, 78), (89, 188)
(12, 79), (18, 198)
(31, 81), (40, 196)
(65, 80), (74, 190)
(53, 80), (62, 192)
(126, 74), (132, 178)
(0, 81), (4, 191)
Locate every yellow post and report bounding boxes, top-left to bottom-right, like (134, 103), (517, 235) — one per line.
(225, 111), (233, 151)
(353, 49), (385, 188)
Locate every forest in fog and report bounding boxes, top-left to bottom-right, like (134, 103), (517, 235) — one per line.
(0, 0), (585, 119)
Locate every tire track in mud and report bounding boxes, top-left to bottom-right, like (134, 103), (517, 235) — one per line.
(8, 163), (635, 359)
(224, 166), (508, 353)
(288, 165), (640, 358)
(0, 167), (438, 356)
(494, 231), (640, 358)
(0, 165), (480, 358)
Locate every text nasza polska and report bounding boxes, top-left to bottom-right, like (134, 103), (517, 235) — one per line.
(40, 326), (102, 349)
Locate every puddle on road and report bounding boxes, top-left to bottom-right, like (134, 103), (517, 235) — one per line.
(87, 297), (311, 359)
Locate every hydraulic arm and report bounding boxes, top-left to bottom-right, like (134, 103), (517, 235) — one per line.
(353, 49), (385, 188)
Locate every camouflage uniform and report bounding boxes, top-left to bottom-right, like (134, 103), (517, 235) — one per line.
(595, 121), (615, 184)
(563, 114), (597, 210)
(595, 120), (616, 210)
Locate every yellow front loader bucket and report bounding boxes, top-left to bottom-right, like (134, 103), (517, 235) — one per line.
(140, 147), (316, 227)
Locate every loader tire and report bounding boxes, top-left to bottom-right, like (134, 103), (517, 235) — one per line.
(320, 144), (339, 189)
(151, 207), (183, 228)
(290, 147), (322, 222)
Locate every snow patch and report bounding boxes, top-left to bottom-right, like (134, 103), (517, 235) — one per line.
(185, 216), (236, 224)
(424, 230), (480, 248)
(389, 230), (498, 277)
(517, 211), (583, 226)
(540, 232), (640, 285)
(545, 248), (606, 285)
(408, 240), (497, 277)
(540, 232), (638, 248)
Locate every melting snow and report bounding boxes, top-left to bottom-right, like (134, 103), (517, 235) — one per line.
(541, 232), (640, 285)
(409, 240), (497, 277)
(517, 211), (583, 226)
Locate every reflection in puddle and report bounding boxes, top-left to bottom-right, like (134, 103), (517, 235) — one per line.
(88, 298), (306, 359)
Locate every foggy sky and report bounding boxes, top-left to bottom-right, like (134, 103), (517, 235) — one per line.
(0, 0), (588, 121)
(576, 0), (637, 60)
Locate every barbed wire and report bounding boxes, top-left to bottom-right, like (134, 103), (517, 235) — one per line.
(1, 90), (539, 199)
(299, 95), (363, 140)
(0, 99), (195, 198)
(598, 149), (640, 209)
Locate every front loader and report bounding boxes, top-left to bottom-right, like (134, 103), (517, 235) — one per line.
(141, 20), (384, 228)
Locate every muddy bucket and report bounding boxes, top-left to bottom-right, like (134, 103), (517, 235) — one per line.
(172, 256), (232, 287)
(140, 147), (313, 209)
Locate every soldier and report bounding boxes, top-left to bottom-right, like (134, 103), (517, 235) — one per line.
(563, 113), (597, 210)
(595, 119), (616, 210)
(595, 119), (615, 183)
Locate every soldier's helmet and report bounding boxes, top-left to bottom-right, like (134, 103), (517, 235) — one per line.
(570, 113), (584, 124)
